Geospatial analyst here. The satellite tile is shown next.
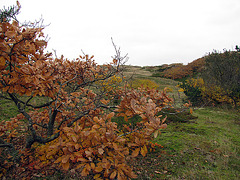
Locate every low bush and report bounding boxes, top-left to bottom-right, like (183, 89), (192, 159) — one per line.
(129, 79), (159, 89)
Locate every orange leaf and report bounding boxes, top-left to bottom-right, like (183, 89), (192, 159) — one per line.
(5, 31), (16, 38)
(107, 112), (115, 119)
(117, 169), (125, 180)
(112, 142), (119, 151)
(76, 163), (85, 169)
(140, 145), (147, 157)
(54, 157), (62, 164)
(131, 148), (140, 157)
(127, 170), (138, 178)
(110, 170), (117, 179)
(90, 162), (95, 170)
(72, 135), (78, 143)
(62, 161), (70, 171)
(93, 174), (101, 179)
(100, 99), (110, 105)
(190, 108), (193, 114)
(161, 116), (167, 123)
(81, 167), (89, 176)
(154, 130), (158, 138)
(85, 163), (91, 171)
(95, 165), (103, 173)
(159, 123), (167, 129)
(0, 56), (5, 67)
(34, 165), (41, 170)
(62, 155), (70, 163)
(77, 157), (88, 162)
(92, 124), (100, 129)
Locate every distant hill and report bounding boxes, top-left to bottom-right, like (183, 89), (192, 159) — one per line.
(150, 57), (205, 80)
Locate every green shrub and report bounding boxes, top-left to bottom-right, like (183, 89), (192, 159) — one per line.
(203, 49), (240, 108)
(179, 79), (204, 106)
(158, 108), (197, 123)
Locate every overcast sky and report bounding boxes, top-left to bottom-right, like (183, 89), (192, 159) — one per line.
(1, 0), (240, 66)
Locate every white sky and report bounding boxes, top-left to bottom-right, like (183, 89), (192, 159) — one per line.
(1, 0), (240, 66)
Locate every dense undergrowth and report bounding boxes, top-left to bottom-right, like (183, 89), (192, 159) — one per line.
(1, 66), (239, 179)
(1, 99), (239, 179)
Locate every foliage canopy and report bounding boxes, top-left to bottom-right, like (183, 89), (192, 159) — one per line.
(203, 49), (240, 107)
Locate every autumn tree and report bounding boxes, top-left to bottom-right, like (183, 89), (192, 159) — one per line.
(202, 49), (240, 108)
(0, 3), (172, 179)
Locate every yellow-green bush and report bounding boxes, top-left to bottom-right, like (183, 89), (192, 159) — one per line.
(179, 78), (204, 106)
(95, 75), (122, 92)
(180, 78), (237, 106)
(130, 79), (159, 89)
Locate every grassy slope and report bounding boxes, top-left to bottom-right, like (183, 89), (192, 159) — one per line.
(131, 107), (239, 179)
(125, 66), (240, 179)
(123, 65), (186, 106)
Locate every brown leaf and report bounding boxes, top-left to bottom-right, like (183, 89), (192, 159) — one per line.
(34, 165), (41, 170)
(112, 142), (118, 151)
(162, 116), (167, 123)
(54, 157), (62, 164)
(85, 163), (91, 171)
(160, 123), (167, 129)
(140, 145), (147, 157)
(0, 56), (5, 67)
(131, 148), (140, 157)
(90, 162), (95, 170)
(75, 163), (85, 169)
(72, 135), (78, 143)
(81, 167), (89, 176)
(154, 130), (158, 138)
(5, 31), (16, 38)
(77, 157), (88, 162)
(100, 99), (110, 105)
(117, 169), (125, 180)
(130, 99), (142, 114)
(110, 170), (117, 179)
(95, 165), (103, 173)
(93, 174), (101, 179)
(98, 148), (104, 155)
(92, 124), (100, 129)
(62, 155), (69, 163)
(62, 161), (70, 171)
(85, 150), (92, 157)
(190, 108), (193, 114)
(107, 112), (115, 119)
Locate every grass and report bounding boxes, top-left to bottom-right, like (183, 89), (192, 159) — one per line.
(123, 65), (186, 107)
(0, 98), (19, 121)
(0, 95), (51, 121)
(130, 107), (240, 179)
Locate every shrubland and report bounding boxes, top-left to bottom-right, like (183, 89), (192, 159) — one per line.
(0, 2), (175, 179)
(1, 2), (238, 180)
(152, 58), (205, 80)
(178, 49), (240, 108)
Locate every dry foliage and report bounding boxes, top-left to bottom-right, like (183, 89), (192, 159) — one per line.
(0, 13), (172, 179)
(162, 57), (205, 79)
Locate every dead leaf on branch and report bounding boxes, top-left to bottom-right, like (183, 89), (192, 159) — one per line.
(131, 148), (140, 157)
(153, 130), (159, 138)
